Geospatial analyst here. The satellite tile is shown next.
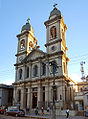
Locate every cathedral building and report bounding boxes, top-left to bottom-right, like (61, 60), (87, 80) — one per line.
(13, 6), (75, 110)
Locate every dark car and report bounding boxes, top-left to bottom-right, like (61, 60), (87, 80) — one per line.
(6, 108), (25, 117)
(85, 110), (88, 117)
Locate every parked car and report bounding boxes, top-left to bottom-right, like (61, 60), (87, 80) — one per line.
(6, 108), (25, 117)
(0, 107), (5, 114)
(85, 110), (88, 117)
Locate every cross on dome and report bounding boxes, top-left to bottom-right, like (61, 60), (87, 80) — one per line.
(27, 18), (30, 23)
(53, 3), (58, 8)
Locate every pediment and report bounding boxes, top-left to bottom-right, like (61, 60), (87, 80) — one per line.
(24, 49), (46, 62)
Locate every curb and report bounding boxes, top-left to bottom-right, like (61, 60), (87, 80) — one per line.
(25, 116), (49, 119)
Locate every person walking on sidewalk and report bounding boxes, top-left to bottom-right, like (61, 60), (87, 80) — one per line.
(41, 106), (44, 116)
(66, 107), (69, 119)
(35, 107), (38, 115)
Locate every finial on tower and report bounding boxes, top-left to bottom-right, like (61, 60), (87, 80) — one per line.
(53, 3), (58, 8)
(27, 18), (30, 23)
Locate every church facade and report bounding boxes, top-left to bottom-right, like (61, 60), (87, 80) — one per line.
(13, 7), (75, 110)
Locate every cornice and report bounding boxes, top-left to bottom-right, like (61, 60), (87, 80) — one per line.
(14, 62), (23, 66)
(17, 31), (29, 38)
(15, 51), (27, 56)
(14, 51), (63, 66)
(13, 75), (66, 86)
(44, 16), (61, 26)
(45, 39), (62, 47)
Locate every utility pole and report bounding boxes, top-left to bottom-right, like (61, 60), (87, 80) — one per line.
(80, 61), (85, 82)
(49, 61), (58, 119)
(80, 61), (85, 111)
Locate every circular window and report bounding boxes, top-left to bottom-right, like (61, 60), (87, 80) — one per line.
(51, 46), (55, 51)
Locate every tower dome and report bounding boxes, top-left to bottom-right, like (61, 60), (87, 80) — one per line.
(49, 7), (61, 19)
(21, 18), (34, 33)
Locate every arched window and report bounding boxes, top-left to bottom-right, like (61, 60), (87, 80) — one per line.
(50, 26), (57, 39)
(20, 39), (25, 49)
(27, 67), (29, 78)
(51, 61), (57, 74)
(42, 63), (46, 76)
(29, 41), (33, 51)
(33, 65), (38, 77)
(19, 69), (22, 80)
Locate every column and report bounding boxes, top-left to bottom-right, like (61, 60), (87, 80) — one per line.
(46, 26), (49, 53)
(38, 60), (41, 79)
(22, 65), (25, 81)
(27, 86), (31, 109)
(21, 88), (26, 109)
(45, 85), (49, 107)
(59, 21), (61, 39)
(29, 62), (32, 80)
(57, 22), (59, 39)
(13, 86), (17, 105)
(38, 86), (42, 108)
(46, 60), (49, 77)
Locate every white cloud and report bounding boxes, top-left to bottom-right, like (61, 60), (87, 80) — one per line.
(69, 73), (82, 83)
(0, 79), (14, 85)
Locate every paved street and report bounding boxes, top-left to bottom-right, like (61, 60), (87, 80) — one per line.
(0, 114), (88, 119)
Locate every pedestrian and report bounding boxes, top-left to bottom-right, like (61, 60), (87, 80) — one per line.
(47, 106), (50, 112)
(35, 107), (38, 115)
(41, 106), (44, 116)
(26, 106), (29, 115)
(66, 107), (69, 119)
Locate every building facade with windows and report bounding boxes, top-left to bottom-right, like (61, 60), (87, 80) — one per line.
(13, 7), (75, 110)
(0, 84), (13, 106)
(74, 76), (88, 111)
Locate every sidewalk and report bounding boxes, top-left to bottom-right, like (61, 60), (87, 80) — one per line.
(25, 114), (88, 119)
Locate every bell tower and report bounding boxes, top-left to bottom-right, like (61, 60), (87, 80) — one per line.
(44, 5), (69, 77)
(16, 19), (37, 63)
(44, 6), (67, 55)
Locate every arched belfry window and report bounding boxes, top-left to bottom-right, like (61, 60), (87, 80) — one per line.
(27, 67), (29, 78)
(19, 69), (22, 80)
(33, 65), (38, 77)
(20, 39), (25, 50)
(50, 26), (57, 39)
(42, 63), (46, 76)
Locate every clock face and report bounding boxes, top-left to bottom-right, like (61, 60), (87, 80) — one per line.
(51, 46), (56, 51)
(19, 56), (23, 62)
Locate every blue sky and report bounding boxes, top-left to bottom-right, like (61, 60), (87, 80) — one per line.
(0, 0), (88, 84)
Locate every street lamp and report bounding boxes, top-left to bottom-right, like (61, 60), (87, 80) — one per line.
(49, 61), (58, 119)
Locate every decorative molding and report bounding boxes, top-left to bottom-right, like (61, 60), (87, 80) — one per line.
(15, 51), (27, 56)
(44, 16), (61, 26)
(45, 39), (62, 47)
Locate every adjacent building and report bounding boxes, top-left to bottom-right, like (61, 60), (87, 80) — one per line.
(13, 6), (75, 110)
(0, 84), (13, 106)
(74, 76), (88, 111)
